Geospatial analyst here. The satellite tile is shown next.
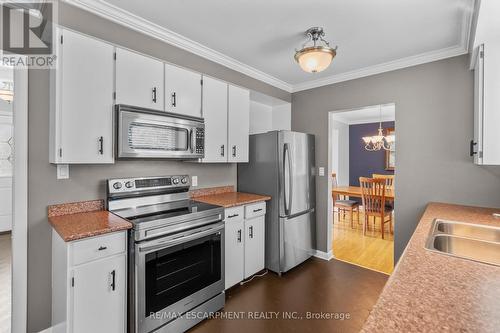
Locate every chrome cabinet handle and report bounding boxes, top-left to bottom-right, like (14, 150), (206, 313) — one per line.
(237, 229), (242, 243)
(220, 145), (225, 157)
(98, 136), (104, 155)
(171, 92), (176, 107)
(110, 270), (116, 291)
(249, 226), (254, 239)
(232, 145), (236, 157)
(152, 87), (157, 103)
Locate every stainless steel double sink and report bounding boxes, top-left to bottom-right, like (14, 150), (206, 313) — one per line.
(425, 219), (500, 266)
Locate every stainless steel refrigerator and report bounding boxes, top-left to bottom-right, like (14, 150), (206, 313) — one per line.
(238, 131), (316, 274)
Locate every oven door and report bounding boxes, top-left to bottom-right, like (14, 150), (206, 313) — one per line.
(117, 105), (204, 159)
(135, 222), (224, 333)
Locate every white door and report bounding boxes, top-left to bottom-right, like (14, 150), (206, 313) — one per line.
(59, 29), (114, 163)
(71, 254), (126, 333)
(224, 219), (244, 289)
(244, 216), (265, 279)
(115, 48), (164, 110)
(227, 85), (250, 163)
(202, 76), (228, 162)
(164, 63), (202, 117)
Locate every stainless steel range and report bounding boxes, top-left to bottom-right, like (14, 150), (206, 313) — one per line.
(107, 175), (225, 333)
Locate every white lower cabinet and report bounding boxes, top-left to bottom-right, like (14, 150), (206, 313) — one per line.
(52, 231), (127, 333)
(224, 202), (266, 289)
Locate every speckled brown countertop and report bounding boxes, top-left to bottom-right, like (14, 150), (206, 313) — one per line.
(48, 200), (132, 242)
(193, 191), (271, 208)
(361, 202), (500, 333)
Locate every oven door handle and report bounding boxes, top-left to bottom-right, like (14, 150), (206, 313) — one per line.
(138, 223), (224, 253)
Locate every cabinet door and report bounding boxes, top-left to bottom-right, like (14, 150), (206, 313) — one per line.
(115, 48), (164, 110)
(71, 254), (126, 333)
(224, 219), (244, 289)
(164, 63), (202, 117)
(481, 42), (500, 165)
(202, 76), (228, 162)
(58, 29), (114, 163)
(228, 85), (250, 163)
(244, 216), (265, 279)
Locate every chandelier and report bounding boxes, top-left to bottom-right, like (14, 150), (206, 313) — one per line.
(0, 82), (13, 103)
(294, 27), (337, 73)
(362, 106), (395, 151)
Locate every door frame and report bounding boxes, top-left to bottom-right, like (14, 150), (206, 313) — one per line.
(327, 104), (396, 256)
(11, 65), (28, 333)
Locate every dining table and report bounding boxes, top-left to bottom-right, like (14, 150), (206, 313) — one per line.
(332, 186), (395, 201)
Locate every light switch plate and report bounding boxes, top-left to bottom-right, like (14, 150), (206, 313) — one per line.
(318, 167), (325, 176)
(191, 176), (198, 187)
(57, 164), (69, 180)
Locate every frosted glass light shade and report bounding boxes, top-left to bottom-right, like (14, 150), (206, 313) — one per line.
(295, 46), (336, 73)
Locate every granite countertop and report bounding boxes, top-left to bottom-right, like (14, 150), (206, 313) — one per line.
(48, 200), (132, 242)
(192, 186), (271, 208)
(361, 202), (500, 332)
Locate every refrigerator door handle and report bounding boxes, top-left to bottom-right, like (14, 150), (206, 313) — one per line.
(283, 143), (292, 216)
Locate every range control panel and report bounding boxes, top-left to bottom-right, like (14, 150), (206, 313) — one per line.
(108, 175), (190, 194)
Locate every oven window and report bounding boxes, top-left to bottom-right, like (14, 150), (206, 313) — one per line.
(144, 233), (221, 316)
(128, 122), (189, 151)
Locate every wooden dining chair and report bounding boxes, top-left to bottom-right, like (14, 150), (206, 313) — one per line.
(332, 173), (360, 228)
(372, 174), (395, 190)
(359, 177), (393, 239)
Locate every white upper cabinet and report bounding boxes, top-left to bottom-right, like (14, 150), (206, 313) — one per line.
(228, 85), (250, 163)
(115, 48), (164, 110)
(164, 63), (202, 117)
(202, 76), (228, 162)
(50, 28), (114, 164)
(472, 42), (500, 165)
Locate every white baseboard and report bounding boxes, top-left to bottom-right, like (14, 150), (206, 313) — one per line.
(312, 249), (333, 261)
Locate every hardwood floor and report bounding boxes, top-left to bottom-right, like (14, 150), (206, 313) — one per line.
(0, 233), (11, 333)
(189, 258), (387, 333)
(333, 212), (394, 274)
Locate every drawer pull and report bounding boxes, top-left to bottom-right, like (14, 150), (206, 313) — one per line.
(227, 214), (239, 218)
(253, 208), (263, 213)
(98, 246), (108, 251)
(237, 229), (242, 243)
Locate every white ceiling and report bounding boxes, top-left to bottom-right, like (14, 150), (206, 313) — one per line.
(71, 0), (475, 92)
(333, 104), (395, 125)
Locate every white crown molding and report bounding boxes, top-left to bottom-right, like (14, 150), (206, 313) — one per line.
(64, 0), (293, 92)
(291, 45), (467, 92)
(65, 0), (475, 94)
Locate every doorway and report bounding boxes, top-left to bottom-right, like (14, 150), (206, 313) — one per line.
(327, 104), (396, 274)
(0, 62), (28, 333)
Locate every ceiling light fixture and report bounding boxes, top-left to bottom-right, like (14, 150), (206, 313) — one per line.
(362, 105), (395, 151)
(294, 27), (337, 73)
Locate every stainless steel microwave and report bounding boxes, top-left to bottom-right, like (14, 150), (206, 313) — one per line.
(116, 104), (205, 159)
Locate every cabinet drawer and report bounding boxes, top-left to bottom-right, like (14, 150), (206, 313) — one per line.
(245, 202), (266, 219)
(71, 231), (126, 266)
(225, 206), (244, 222)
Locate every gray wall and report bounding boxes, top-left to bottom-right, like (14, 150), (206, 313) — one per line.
(27, 3), (291, 332)
(292, 55), (500, 260)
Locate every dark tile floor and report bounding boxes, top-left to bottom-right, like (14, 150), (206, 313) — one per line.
(189, 258), (388, 333)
